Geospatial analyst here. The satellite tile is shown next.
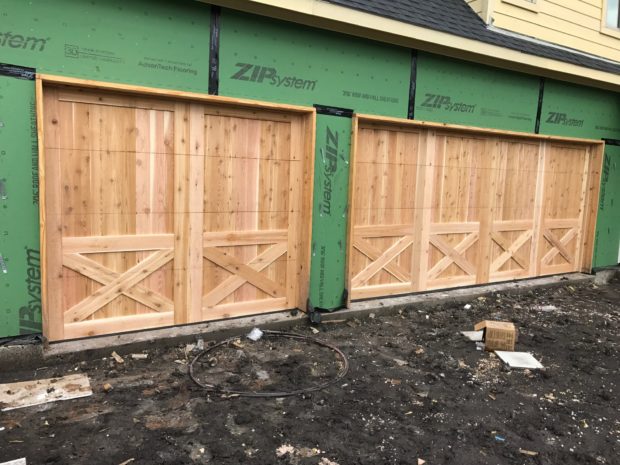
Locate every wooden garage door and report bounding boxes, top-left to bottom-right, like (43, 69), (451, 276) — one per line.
(40, 83), (313, 341)
(347, 116), (603, 301)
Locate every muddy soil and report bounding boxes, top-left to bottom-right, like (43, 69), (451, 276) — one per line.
(1, 276), (619, 465)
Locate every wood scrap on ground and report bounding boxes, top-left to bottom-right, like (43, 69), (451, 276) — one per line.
(0, 374), (92, 411)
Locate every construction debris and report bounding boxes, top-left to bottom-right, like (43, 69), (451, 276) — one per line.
(319, 459), (340, 465)
(118, 459), (135, 465)
(0, 374), (92, 411)
(461, 330), (483, 342)
(247, 328), (264, 341)
(474, 321), (516, 351)
(0, 459), (27, 465)
(111, 351), (125, 364)
(495, 351), (544, 369)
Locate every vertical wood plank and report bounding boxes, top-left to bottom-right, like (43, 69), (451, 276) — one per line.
(286, 117), (303, 308)
(35, 80), (58, 341)
(39, 84), (64, 341)
(188, 104), (205, 322)
(345, 116), (359, 306)
(173, 103), (189, 324)
(411, 130), (436, 292)
(573, 148), (591, 272)
(297, 111), (316, 311)
(530, 141), (547, 276)
(475, 138), (498, 284)
(578, 143), (604, 272)
(173, 103), (204, 324)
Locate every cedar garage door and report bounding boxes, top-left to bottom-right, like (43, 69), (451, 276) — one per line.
(347, 115), (603, 301)
(39, 79), (314, 341)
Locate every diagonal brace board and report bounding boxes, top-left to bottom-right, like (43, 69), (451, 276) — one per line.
(353, 237), (411, 283)
(352, 235), (414, 288)
(490, 229), (532, 272)
(63, 253), (174, 313)
(203, 243), (287, 307)
(64, 249), (174, 323)
(203, 247), (286, 298)
(428, 233), (478, 279)
(542, 228), (576, 264)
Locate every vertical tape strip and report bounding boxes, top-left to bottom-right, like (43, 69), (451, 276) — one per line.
(407, 50), (418, 120)
(534, 77), (545, 134)
(208, 6), (221, 95)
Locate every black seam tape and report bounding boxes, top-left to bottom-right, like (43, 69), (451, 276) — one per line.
(408, 50), (418, 120)
(0, 63), (35, 80)
(208, 6), (221, 95)
(313, 104), (353, 118)
(534, 77), (545, 134)
(602, 138), (620, 146)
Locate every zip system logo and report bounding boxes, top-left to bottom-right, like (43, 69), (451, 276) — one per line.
(19, 248), (42, 335)
(545, 112), (584, 127)
(231, 63), (318, 91)
(0, 32), (48, 52)
(421, 93), (476, 113)
(320, 126), (338, 216)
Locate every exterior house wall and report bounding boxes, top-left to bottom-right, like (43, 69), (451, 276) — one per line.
(467, 0), (484, 15)
(0, 0), (618, 338)
(490, 0), (620, 62)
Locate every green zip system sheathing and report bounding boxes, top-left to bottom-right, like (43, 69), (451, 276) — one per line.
(310, 115), (352, 309)
(595, 146), (620, 267)
(0, 74), (41, 337)
(539, 80), (620, 268)
(0, 0), (211, 92)
(219, 9), (411, 309)
(414, 52), (540, 132)
(218, 10), (411, 116)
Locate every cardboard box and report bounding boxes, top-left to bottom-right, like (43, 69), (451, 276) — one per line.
(474, 320), (516, 352)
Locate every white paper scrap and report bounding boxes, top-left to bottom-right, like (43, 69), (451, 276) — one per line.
(495, 351), (544, 369)
(247, 328), (264, 342)
(461, 330), (484, 342)
(0, 458), (27, 465)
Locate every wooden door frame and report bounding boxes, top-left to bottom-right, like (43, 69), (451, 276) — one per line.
(36, 74), (316, 341)
(346, 113), (604, 304)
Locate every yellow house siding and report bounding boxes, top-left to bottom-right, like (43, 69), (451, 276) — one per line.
(467, 0), (484, 15)
(492, 0), (620, 62)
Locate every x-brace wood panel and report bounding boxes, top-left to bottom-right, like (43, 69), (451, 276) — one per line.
(428, 232), (478, 281)
(63, 248), (174, 323)
(490, 228), (533, 273)
(542, 228), (577, 265)
(202, 243), (288, 308)
(351, 235), (414, 289)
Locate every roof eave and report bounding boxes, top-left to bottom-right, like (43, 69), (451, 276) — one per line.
(201, 0), (620, 92)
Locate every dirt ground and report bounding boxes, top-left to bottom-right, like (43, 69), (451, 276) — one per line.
(1, 275), (619, 465)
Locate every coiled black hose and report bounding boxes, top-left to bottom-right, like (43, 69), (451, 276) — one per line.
(189, 330), (349, 398)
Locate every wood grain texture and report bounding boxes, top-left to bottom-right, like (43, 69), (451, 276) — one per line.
(348, 115), (603, 301)
(40, 82), (313, 341)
